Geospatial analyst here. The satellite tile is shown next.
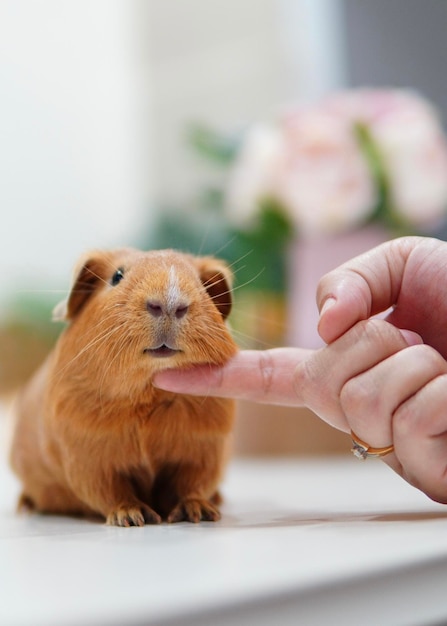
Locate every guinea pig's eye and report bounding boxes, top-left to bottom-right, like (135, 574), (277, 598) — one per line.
(111, 268), (125, 286)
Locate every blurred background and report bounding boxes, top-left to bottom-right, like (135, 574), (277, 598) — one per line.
(2, 0), (447, 456)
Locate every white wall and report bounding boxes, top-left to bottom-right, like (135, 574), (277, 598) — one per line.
(0, 0), (151, 300)
(144, 0), (284, 207)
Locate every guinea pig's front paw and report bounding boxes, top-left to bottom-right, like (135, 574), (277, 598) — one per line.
(17, 493), (36, 513)
(167, 498), (221, 524)
(106, 503), (162, 527)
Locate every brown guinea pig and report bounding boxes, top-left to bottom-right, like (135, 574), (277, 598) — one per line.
(10, 248), (238, 526)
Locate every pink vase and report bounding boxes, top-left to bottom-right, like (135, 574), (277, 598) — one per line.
(287, 225), (389, 348)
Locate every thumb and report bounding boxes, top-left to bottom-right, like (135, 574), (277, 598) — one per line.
(317, 237), (420, 344)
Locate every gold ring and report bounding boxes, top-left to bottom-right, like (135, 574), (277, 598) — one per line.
(350, 430), (394, 460)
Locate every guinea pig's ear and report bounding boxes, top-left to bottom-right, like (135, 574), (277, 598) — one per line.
(63, 252), (110, 321)
(52, 298), (68, 322)
(195, 257), (233, 320)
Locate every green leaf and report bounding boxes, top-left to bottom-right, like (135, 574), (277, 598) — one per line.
(354, 122), (412, 233)
(187, 123), (241, 166)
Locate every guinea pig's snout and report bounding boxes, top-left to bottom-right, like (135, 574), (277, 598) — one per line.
(143, 295), (189, 358)
(146, 300), (189, 320)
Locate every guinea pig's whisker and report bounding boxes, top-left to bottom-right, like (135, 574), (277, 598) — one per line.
(204, 269), (265, 298)
(61, 310), (123, 351)
(97, 329), (132, 406)
(201, 275), (227, 290)
(84, 307), (128, 339)
(229, 327), (279, 350)
(208, 235), (239, 258)
(206, 274), (264, 305)
(230, 264), (249, 278)
(196, 219), (215, 256)
(101, 260), (123, 279)
(232, 270), (266, 293)
(15, 289), (70, 294)
(230, 303), (286, 329)
(225, 250), (254, 271)
(79, 325), (127, 373)
(51, 322), (124, 382)
(81, 265), (113, 289)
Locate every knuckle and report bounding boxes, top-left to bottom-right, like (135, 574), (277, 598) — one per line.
(293, 360), (312, 398)
(293, 357), (322, 403)
(354, 318), (400, 349)
(411, 344), (447, 373)
(259, 351), (274, 395)
(340, 375), (376, 417)
(360, 319), (403, 352)
(295, 358), (321, 387)
(394, 372), (447, 435)
(392, 400), (413, 432)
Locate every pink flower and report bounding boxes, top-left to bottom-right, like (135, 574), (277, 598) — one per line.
(227, 89), (447, 236)
(274, 107), (377, 235)
(325, 89), (447, 226)
(228, 108), (377, 235)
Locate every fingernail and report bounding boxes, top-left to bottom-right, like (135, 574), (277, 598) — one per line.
(399, 329), (423, 346)
(319, 297), (336, 318)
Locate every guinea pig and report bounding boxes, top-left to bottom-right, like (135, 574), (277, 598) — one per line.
(10, 247), (238, 526)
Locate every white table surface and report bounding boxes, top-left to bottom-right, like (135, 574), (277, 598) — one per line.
(2, 424), (447, 626)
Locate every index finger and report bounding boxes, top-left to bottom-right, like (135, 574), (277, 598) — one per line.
(153, 347), (313, 405)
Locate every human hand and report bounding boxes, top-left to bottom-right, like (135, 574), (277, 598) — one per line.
(312, 235), (447, 502)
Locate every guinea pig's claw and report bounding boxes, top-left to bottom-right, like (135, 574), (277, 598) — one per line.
(107, 504), (162, 527)
(17, 493), (36, 513)
(167, 498), (221, 524)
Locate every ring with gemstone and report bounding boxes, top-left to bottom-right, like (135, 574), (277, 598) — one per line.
(350, 430), (394, 460)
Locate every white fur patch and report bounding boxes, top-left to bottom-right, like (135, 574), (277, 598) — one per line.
(167, 265), (181, 310)
(52, 298), (68, 322)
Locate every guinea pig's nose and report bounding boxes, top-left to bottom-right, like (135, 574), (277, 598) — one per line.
(146, 300), (189, 319)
